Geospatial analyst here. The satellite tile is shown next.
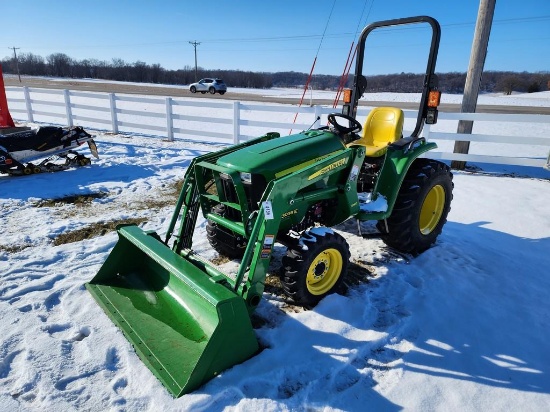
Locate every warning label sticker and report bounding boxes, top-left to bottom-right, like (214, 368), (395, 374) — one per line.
(261, 235), (275, 259)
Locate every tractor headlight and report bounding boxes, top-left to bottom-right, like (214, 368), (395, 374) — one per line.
(240, 172), (252, 184)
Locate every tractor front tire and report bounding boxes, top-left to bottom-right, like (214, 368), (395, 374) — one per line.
(280, 229), (350, 307)
(378, 159), (453, 255)
(206, 204), (247, 259)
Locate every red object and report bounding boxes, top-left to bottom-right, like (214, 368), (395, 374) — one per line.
(0, 64), (15, 128)
(290, 56), (318, 134)
(333, 42), (357, 109)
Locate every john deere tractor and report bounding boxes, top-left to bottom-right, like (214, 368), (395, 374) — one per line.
(87, 16), (453, 397)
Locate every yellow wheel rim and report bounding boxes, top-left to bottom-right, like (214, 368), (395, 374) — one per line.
(306, 248), (343, 295)
(419, 184), (445, 235)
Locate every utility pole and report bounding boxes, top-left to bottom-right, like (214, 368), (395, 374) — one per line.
(189, 41), (201, 81)
(452, 0), (496, 170)
(9, 47), (21, 82)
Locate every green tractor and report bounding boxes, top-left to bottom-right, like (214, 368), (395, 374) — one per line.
(87, 16), (453, 397)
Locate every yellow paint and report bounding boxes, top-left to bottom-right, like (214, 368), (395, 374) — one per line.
(308, 158), (349, 181)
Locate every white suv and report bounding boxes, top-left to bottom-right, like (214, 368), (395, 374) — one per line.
(189, 78), (227, 95)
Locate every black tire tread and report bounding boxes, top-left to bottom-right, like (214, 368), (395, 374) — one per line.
(206, 204), (246, 259)
(280, 230), (350, 307)
(378, 159), (453, 254)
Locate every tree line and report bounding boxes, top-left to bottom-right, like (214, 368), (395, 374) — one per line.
(2, 52), (548, 95)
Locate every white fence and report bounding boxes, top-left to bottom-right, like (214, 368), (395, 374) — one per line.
(423, 112), (550, 168)
(5, 86), (550, 169)
(5, 86), (331, 143)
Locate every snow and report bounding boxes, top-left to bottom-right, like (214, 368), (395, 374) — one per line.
(359, 192), (388, 213)
(218, 88), (550, 108)
(1, 88), (549, 411)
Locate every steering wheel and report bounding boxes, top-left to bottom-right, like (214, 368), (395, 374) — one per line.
(327, 113), (362, 135)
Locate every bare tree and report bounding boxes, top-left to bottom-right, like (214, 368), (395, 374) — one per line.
(132, 61), (149, 83)
(1, 49), (547, 92)
(18, 53), (46, 76)
(46, 53), (73, 77)
(496, 75), (522, 95)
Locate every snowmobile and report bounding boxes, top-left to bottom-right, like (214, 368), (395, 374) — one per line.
(0, 125), (98, 176)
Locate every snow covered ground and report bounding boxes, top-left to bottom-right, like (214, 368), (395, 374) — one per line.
(1, 89), (549, 411)
(5, 73), (550, 107)
(233, 88), (550, 108)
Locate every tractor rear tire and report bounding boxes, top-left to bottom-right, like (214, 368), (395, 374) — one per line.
(206, 204), (247, 259)
(378, 159), (453, 255)
(280, 229), (350, 307)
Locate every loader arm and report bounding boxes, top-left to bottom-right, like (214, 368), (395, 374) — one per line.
(86, 135), (363, 396)
(164, 132), (282, 249)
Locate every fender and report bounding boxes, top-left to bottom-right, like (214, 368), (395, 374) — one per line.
(358, 138), (438, 220)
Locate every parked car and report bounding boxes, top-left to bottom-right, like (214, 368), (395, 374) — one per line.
(189, 78), (227, 95)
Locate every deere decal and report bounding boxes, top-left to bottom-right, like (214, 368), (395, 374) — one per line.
(308, 158), (349, 180)
(281, 209), (298, 219)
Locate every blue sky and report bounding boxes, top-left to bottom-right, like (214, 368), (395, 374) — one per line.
(2, 0), (549, 75)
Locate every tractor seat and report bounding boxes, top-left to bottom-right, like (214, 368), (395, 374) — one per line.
(348, 107), (404, 157)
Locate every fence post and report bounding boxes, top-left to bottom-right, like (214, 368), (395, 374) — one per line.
(233, 101), (240, 144)
(63, 89), (73, 127)
(23, 86), (34, 122)
(165, 97), (174, 141)
(314, 105), (322, 128)
(452, 0), (496, 170)
(108, 93), (118, 133)
(423, 123), (431, 140)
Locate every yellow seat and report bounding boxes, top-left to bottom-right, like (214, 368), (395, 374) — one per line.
(348, 107), (404, 157)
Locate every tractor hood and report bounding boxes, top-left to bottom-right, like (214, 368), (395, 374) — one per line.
(217, 130), (345, 180)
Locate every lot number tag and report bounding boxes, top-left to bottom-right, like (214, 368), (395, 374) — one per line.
(262, 201), (274, 220)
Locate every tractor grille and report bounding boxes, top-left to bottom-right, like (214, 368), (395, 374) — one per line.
(219, 173), (267, 221)
(220, 174), (242, 221)
(245, 175), (267, 212)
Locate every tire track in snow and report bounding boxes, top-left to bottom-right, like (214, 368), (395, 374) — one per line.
(0, 274), (65, 302)
(0, 335), (24, 380)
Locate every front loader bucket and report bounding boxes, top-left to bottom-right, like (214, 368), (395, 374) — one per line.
(86, 225), (259, 397)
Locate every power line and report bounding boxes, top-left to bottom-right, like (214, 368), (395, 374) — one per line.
(333, 0), (375, 108)
(189, 41), (200, 81)
(291, 0), (337, 132)
(14, 15), (550, 52)
(8, 47), (21, 82)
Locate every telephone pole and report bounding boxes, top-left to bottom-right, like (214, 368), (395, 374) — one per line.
(9, 47), (21, 82)
(452, 0), (497, 170)
(189, 41), (201, 81)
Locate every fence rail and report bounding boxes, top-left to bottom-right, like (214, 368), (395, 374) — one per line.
(423, 112), (550, 168)
(5, 85), (550, 169)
